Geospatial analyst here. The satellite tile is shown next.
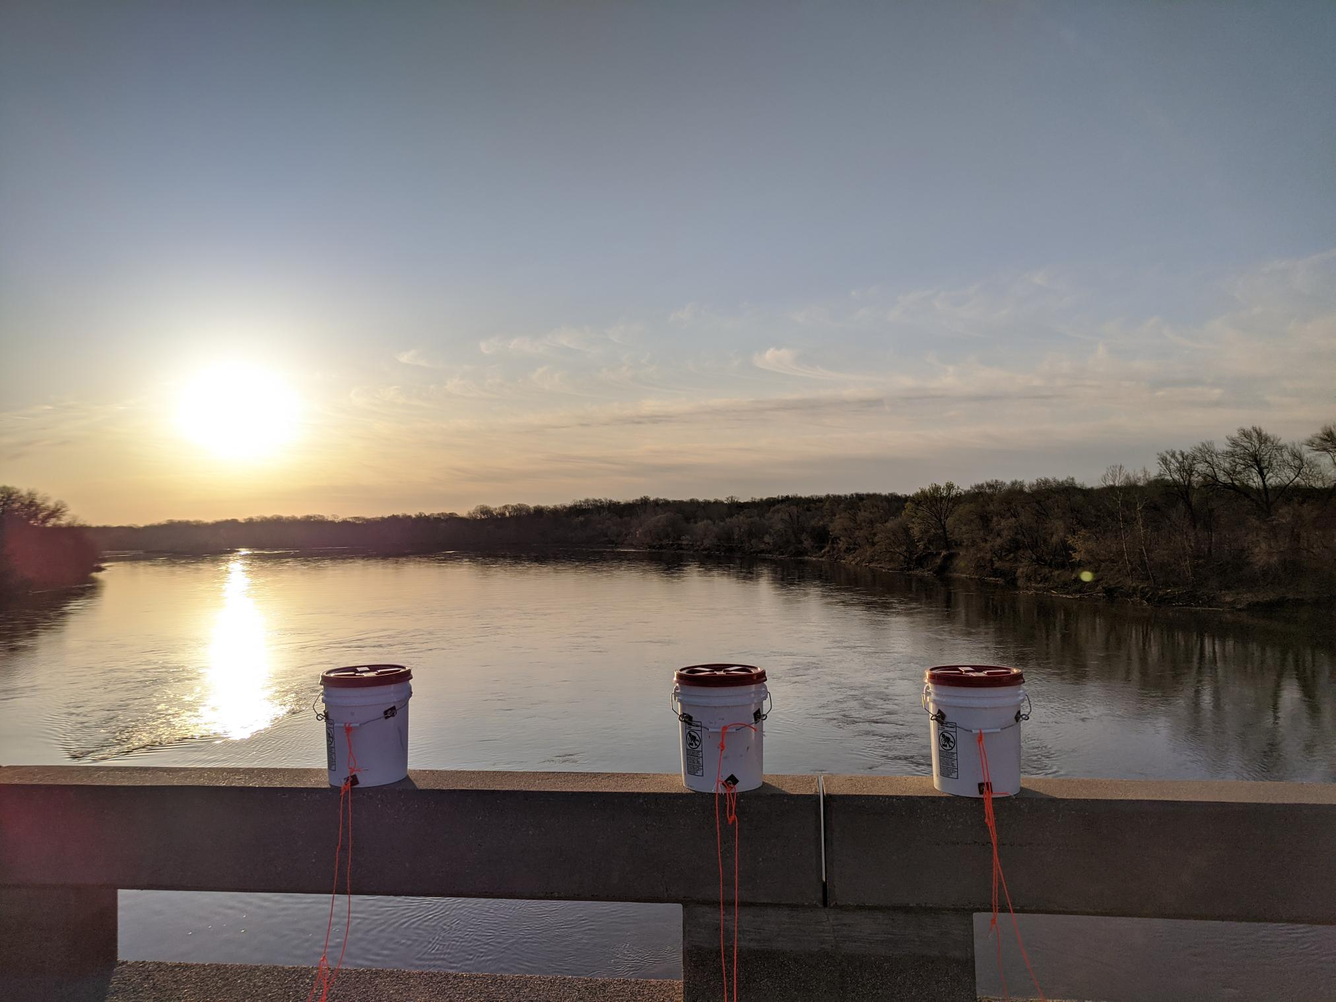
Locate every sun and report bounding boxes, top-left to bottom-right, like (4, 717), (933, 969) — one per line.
(177, 363), (301, 460)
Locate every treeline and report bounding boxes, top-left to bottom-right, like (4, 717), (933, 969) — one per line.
(89, 423), (1336, 608)
(0, 487), (102, 600)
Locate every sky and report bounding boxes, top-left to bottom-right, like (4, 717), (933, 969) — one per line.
(1, 1), (1334, 524)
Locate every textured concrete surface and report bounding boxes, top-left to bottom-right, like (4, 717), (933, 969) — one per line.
(824, 773), (1336, 804)
(0, 767), (821, 906)
(682, 904), (974, 1002)
(0, 962), (683, 1002)
(823, 775), (1336, 924)
(0, 886), (116, 974)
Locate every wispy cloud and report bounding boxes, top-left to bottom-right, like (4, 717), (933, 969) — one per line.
(669, 302), (703, 325)
(478, 322), (636, 357)
(880, 270), (1085, 341)
(751, 347), (861, 381)
(535, 388), (891, 431)
(394, 348), (445, 368)
(0, 399), (137, 463)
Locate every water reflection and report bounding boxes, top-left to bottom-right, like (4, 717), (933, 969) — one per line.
(197, 554), (282, 739)
(0, 585), (96, 660)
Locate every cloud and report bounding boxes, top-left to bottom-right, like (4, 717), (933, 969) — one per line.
(751, 347), (860, 381)
(604, 320), (644, 344)
(0, 399), (137, 463)
(394, 348), (444, 368)
(668, 302), (760, 329)
(354, 252), (1336, 483)
(537, 389), (890, 431)
(479, 323), (633, 357)
(594, 361), (680, 394)
(880, 270), (1085, 341)
(669, 302), (702, 325)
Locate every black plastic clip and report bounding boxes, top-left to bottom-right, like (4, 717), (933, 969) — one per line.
(724, 773), (739, 788)
(383, 705), (398, 720)
(678, 711), (694, 725)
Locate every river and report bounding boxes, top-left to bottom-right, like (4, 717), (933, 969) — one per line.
(1, 551), (1332, 999)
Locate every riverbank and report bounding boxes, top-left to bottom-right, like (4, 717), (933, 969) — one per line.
(87, 478), (1336, 622)
(859, 550), (1336, 616)
(89, 541), (1333, 620)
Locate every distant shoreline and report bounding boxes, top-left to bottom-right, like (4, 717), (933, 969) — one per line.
(93, 543), (1334, 620)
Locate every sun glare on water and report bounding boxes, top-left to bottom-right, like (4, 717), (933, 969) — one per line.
(198, 554), (283, 740)
(177, 363), (300, 460)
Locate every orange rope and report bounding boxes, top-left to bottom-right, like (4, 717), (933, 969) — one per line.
(976, 730), (1045, 1002)
(713, 721), (755, 1002)
(307, 723), (361, 1002)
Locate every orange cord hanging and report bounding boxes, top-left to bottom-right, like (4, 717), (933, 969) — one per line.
(307, 723), (361, 1002)
(976, 730), (1045, 1002)
(713, 721), (756, 1002)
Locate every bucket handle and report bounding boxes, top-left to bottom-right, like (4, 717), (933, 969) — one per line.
(313, 694), (409, 727)
(921, 683), (944, 723)
(671, 684), (774, 725)
(754, 690), (773, 723)
(922, 684), (1033, 726)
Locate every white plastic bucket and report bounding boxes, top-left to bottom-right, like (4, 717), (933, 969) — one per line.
(670, 664), (770, 793)
(320, 664), (413, 787)
(923, 665), (1029, 797)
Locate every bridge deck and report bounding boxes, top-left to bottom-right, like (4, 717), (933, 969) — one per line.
(0, 961), (684, 1002)
(1, 961), (1094, 1001)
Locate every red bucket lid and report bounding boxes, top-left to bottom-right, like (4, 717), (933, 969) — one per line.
(925, 664), (1024, 687)
(322, 664), (413, 688)
(674, 663), (767, 687)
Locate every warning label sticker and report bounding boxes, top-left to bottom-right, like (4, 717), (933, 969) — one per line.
(684, 724), (705, 777)
(937, 722), (958, 780)
(325, 724), (336, 772)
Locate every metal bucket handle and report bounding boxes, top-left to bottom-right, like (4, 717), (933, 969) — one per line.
(922, 683), (1033, 725)
(671, 683), (774, 725)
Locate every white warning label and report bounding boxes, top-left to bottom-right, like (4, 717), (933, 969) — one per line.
(937, 722), (958, 780)
(684, 724), (705, 777)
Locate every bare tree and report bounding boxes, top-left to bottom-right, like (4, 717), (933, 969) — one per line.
(1156, 450), (1201, 528)
(904, 482), (963, 551)
(1307, 423), (1336, 503)
(1100, 465), (1137, 582)
(0, 487), (70, 526)
(1156, 448), (1204, 579)
(1308, 424), (1336, 463)
(1192, 426), (1313, 517)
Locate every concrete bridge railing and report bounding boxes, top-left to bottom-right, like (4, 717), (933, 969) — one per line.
(2, 767), (1334, 1001)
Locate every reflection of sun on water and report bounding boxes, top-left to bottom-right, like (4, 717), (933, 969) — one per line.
(199, 554), (283, 739)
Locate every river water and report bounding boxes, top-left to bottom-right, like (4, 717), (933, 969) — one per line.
(1, 551), (1332, 999)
